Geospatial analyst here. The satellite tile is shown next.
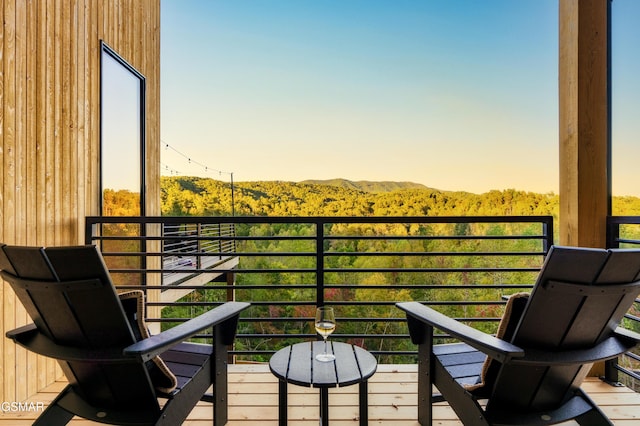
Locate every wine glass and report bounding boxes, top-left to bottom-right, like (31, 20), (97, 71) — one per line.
(314, 307), (336, 362)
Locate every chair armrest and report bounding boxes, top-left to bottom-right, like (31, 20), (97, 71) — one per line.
(123, 301), (250, 361)
(6, 322), (38, 338)
(6, 323), (131, 363)
(397, 301), (524, 364)
(512, 333), (639, 366)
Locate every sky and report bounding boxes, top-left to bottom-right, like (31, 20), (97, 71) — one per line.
(160, 0), (640, 196)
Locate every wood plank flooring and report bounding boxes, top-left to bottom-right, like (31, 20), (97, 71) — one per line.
(2, 364), (640, 425)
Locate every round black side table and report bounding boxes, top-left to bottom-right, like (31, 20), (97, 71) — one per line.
(269, 341), (377, 426)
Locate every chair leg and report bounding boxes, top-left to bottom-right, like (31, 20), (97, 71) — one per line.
(33, 387), (75, 426)
(575, 409), (614, 426)
(213, 325), (230, 426)
(416, 348), (433, 425)
(571, 388), (614, 426)
(432, 357), (489, 426)
(573, 390), (614, 426)
(33, 404), (74, 426)
(411, 318), (434, 426)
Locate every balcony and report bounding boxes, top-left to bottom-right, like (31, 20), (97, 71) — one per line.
(3, 215), (640, 424)
(0, 1), (628, 421)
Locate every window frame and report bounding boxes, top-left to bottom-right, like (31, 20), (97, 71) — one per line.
(99, 41), (147, 216)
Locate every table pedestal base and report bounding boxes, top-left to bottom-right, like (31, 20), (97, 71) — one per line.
(277, 380), (369, 426)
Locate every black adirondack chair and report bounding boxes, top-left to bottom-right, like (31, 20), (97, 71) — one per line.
(0, 243), (249, 426)
(397, 245), (640, 426)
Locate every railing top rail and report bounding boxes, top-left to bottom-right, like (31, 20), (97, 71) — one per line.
(86, 215), (553, 225)
(608, 216), (640, 225)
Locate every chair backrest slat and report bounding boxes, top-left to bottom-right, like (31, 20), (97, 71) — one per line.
(1, 245), (59, 280)
(44, 246), (139, 348)
(596, 250), (640, 283)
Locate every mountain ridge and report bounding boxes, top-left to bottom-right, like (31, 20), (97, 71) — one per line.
(299, 178), (432, 193)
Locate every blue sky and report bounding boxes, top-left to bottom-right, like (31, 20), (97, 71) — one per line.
(161, 1), (640, 196)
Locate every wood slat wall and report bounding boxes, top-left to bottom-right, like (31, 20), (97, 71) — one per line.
(0, 0), (160, 403)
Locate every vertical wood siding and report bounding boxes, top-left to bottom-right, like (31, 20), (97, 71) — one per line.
(0, 0), (160, 402)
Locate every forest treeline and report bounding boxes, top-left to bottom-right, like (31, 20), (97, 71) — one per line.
(160, 176), (560, 217)
(158, 175), (640, 217)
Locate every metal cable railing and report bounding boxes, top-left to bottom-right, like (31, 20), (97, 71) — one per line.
(86, 215), (553, 364)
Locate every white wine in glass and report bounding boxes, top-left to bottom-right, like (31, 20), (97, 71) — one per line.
(315, 307), (336, 362)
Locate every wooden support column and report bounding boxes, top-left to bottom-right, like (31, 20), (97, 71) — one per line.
(559, 0), (611, 248)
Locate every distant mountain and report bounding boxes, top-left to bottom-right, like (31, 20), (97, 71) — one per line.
(300, 178), (431, 193)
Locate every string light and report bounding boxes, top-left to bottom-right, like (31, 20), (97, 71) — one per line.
(161, 140), (236, 215)
(160, 162), (181, 176)
(162, 141), (233, 178)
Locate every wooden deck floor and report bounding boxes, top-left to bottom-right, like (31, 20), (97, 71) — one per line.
(2, 364), (640, 425)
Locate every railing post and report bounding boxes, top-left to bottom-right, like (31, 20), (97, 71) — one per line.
(161, 222), (166, 286)
(606, 217), (620, 249)
(226, 271), (236, 302)
(542, 217), (554, 255)
(84, 219), (94, 245)
(316, 220), (325, 307)
(232, 223), (237, 254)
(218, 223), (223, 259)
(603, 357), (622, 386)
(196, 223), (202, 269)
